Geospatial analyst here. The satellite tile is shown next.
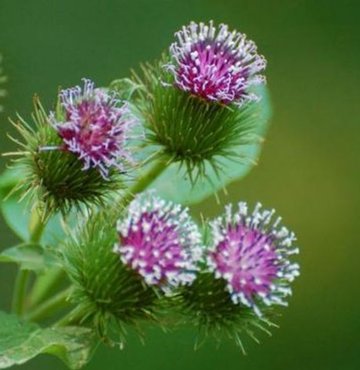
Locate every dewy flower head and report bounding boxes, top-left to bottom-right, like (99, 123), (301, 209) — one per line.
(167, 21), (266, 105)
(50, 78), (134, 178)
(208, 202), (300, 316)
(114, 191), (202, 291)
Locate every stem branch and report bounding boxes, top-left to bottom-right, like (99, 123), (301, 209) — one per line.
(11, 270), (31, 315)
(26, 286), (73, 322)
(11, 206), (47, 315)
(29, 267), (65, 308)
(121, 157), (167, 207)
(55, 305), (85, 327)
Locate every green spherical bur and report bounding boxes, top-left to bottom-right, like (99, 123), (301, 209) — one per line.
(179, 273), (275, 351)
(12, 97), (123, 215)
(62, 211), (158, 343)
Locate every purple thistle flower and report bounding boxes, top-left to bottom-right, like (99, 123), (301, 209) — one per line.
(167, 21), (266, 105)
(208, 202), (300, 316)
(50, 79), (134, 178)
(114, 192), (202, 291)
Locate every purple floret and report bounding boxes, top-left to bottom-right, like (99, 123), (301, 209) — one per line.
(208, 202), (300, 316)
(114, 192), (203, 292)
(50, 79), (133, 178)
(167, 21), (266, 105)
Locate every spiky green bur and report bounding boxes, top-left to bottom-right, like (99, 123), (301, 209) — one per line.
(178, 273), (275, 352)
(11, 97), (123, 216)
(62, 211), (158, 345)
(131, 58), (266, 178)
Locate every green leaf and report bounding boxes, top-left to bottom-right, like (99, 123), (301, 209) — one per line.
(0, 311), (96, 369)
(150, 85), (272, 204)
(0, 168), (74, 243)
(0, 166), (21, 191)
(0, 190), (31, 242)
(0, 243), (58, 271)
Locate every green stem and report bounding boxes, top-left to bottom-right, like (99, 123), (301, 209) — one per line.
(11, 207), (47, 315)
(11, 270), (31, 316)
(55, 305), (85, 327)
(29, 267), (65, 308)
(29, 208), (46, 243)
(25, 287), (73, 322)
(120, 157), (167, 208)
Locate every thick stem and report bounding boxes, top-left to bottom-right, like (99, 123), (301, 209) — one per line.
(55, 305), (86, 327)
(120, 157), (167, 208)
(29, 208), (46, 243)
(29, 268), (65, 308)
(11, 270), (31, 315)
(26, 287), (73, 322)
(11, 207), (47, 315)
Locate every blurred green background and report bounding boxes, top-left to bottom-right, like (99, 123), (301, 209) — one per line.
(0, 0), (359, 369)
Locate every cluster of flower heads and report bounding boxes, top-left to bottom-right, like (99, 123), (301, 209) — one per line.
(114, 192), (300, 315)
(207, 202), (300, 316)
(49, 79), (134, 178)
(4, 19), (300, 357)
(114, 192), (203, 292)
(166, 21), (266, 105)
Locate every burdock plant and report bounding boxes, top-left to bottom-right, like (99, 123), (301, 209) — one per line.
(0, 21), (299, 369)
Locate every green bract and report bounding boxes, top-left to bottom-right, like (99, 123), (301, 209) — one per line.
(178, 273), (276, 352)
(10, 97), (124, 217)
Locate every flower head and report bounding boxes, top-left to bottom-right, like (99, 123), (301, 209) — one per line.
(114, 192), (202, 291)
(208, 202), (300, 316)
(50, 78), (134, 178)
(167, 21), (266, 105)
